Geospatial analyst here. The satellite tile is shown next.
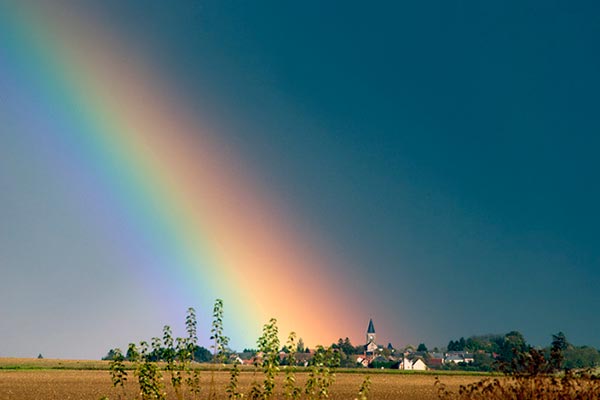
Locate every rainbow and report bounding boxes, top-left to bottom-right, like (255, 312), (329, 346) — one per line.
(1, 3), (369, 348)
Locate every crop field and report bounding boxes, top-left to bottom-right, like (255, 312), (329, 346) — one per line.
(0, 359), (485, 400)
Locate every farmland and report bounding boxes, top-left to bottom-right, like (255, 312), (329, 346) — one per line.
(0, 358), (485, 400)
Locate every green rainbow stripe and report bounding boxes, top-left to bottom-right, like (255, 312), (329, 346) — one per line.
(1, 2), (369, 348)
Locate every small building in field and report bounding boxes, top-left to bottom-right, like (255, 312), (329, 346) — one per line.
(397, 356), (428, 370)
(411, 358), (427, 371)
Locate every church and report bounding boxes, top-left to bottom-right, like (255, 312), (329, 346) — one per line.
(361, 318), (428, 370)
(365, 318), (378, 358)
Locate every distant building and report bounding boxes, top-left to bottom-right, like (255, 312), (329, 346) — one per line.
(361, 318), (430, 370)
(427, 357), (444, 368)
(445, 352), (475, 364)
(229, 354), (244, 364)
(412, 358), (427, 370)
(365, 318), (378, 359)
(355, 355), (370, 367)
(397, 355), (428, 370)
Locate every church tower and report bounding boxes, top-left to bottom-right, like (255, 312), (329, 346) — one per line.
(366, 318), (376, 344)
(365, 318), (377, 356)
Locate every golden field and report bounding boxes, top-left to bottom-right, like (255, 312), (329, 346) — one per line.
(0, 358), (485, 400)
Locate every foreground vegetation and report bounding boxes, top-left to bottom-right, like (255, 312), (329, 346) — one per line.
(102, 301), (366, 399)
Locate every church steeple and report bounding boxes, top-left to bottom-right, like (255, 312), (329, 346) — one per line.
(365, 318), (377, 356)
(367, 318), (375, 335)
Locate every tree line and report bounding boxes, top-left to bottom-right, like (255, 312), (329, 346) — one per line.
(441, 331), (600, 371)
(103, 345), (213, 363)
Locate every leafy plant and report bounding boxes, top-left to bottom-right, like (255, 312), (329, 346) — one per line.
(305, 345), (340, 400)
(136, 341), (166, 400)
(187, 369), (202, 399)
(283, 332), (301, 400)
(257, 318), (280, 399)
(108, 348), (127, 399)
(162, 325), (183, 399)
(208, 299), (229, 400)
(182, 307), (201, 399)
(226, 359), (243, 399)
(355, 375), (371, 400)
(210, 299), (230, 363)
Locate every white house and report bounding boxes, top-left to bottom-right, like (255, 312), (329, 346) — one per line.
(398, 356), (427, 371)
(411, 358), (427, 371)
(355, 356), (370, 367)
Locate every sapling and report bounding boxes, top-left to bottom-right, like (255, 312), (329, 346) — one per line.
(305, 345), (339, 400)
(108, 348), (127, 400)
(209, 299), (230, 400)
(211, 299), (230, 363)
(258, 318), (280, 399)
(283, 332), (301, 400)
(182, 307), (201, 398)
(226, 359), (243, 399)
(136, 341), (166, 400)
(162, 325), (182, 399)
(355, 376), (371, 400)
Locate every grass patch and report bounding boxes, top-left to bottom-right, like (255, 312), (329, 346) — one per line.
(335, 368), (497, 377)
(0, 357), (497, 377)
(0, 358), (112, 370)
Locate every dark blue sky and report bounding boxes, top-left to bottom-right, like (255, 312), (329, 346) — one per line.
(133, 0), (600, 347)
(2, 1), (600, 357)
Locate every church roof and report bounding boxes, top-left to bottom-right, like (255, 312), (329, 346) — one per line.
(367, 318), (375, 334)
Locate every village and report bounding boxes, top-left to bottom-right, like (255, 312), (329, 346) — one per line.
(230, 319), (480, 371)
(102, 311), (598, 373)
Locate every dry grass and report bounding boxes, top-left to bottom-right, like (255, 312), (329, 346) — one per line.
(0, 358), (111, 370)
(333, 373), (482, 400)
(436, 373), (600, 400)
(0, 367), (483, 400)
(0, 370), (110, 400)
